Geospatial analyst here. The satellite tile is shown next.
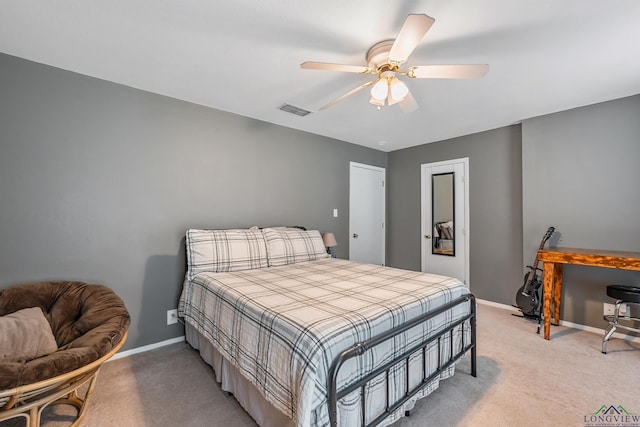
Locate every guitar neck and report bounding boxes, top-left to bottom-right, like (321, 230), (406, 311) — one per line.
(522, 227), (555, 295)
(526, 235), (551, 283)
(530, 241), (546, 271)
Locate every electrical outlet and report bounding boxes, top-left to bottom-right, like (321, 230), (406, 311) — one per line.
(167, 309), (178, 325)
(603, 303), (616, 316)
(620, 303), (629, 318)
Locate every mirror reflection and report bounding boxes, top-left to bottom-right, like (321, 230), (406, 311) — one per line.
(432, 172), (455, 256)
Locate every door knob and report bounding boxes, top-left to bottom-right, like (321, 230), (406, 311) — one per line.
(353, 233), (359, 238)
(424, 234), (431, 239)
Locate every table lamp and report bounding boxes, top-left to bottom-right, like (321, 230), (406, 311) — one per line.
(322, 232), (337, 257)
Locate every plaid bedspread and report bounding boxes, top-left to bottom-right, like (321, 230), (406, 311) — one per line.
(179, 258), (470, 426)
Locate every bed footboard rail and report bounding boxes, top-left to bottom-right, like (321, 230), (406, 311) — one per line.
(327, 293), (476, 427)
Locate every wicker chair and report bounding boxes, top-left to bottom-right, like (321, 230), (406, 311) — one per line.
(0, 281), (130, 426)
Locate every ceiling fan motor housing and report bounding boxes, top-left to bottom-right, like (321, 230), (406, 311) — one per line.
(366, 40), (396, 69)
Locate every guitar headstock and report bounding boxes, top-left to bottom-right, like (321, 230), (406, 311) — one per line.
(543, 226), (555, 244)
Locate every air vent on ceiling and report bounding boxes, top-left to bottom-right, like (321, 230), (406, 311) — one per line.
(279, 104), (312, 117)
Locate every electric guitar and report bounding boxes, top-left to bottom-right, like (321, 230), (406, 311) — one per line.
(515, 226), (555, 317)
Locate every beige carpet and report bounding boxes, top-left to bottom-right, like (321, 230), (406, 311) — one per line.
(3, 303), (639, 427)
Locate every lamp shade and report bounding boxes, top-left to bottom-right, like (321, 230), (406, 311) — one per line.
(322, 232), (337, 248)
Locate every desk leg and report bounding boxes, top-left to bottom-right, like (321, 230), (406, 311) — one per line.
(552, 263), (563, 326)
(542, 262), (554, 340)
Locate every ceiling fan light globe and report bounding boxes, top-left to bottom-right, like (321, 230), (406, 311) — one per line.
(390, 78), (409, 100)
(370, 79), (389, 101)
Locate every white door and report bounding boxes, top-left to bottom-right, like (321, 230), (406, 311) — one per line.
(349, 162), (385, 265)
(421, 158), (469, 284)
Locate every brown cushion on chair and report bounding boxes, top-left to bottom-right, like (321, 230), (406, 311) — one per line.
(0, 307), (58, 362)
(0, 281), (130, 389)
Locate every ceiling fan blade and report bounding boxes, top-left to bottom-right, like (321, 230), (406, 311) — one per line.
(410, 64), (489, 79)
(388, 14), (435, 64)
(301, 61), (373, 74)
(387, 96), (401, 106)
(369, 96), (385, 107)
(398, 92), (419, 113)
(319, 80), (376, 111)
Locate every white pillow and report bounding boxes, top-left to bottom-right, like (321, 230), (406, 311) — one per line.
(262, 228), (330, 266)
(186, 228), (269, 279)
(0, 307), (58, 362)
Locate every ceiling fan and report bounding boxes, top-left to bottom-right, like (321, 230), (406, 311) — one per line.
(301, 14), (489, 112)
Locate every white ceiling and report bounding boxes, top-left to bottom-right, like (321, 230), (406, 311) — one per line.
(2, 1), (639, 152)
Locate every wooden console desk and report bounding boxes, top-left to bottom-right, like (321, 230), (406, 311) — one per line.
(537, 247), (640, 340)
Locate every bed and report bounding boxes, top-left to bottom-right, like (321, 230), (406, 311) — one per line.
(178, 227), (476, 427)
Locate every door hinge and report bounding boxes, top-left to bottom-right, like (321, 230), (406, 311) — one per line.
(382, 180), (385, 187)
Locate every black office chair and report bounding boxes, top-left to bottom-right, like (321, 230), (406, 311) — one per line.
(602, 285), (640, 354)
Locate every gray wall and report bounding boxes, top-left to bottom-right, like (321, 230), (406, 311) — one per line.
(387, 126), (523, 304)
(0, 53), (386, 350)
(522, 95), (640, 330)
(3, 51), (638, 350)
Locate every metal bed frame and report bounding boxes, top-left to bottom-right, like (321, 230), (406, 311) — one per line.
(328, 293), (477, 427)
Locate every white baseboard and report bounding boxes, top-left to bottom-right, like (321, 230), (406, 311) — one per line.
(109, 336), (185, 362)
(476, 298), (640, 343)
(476, 298), (520, 312)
